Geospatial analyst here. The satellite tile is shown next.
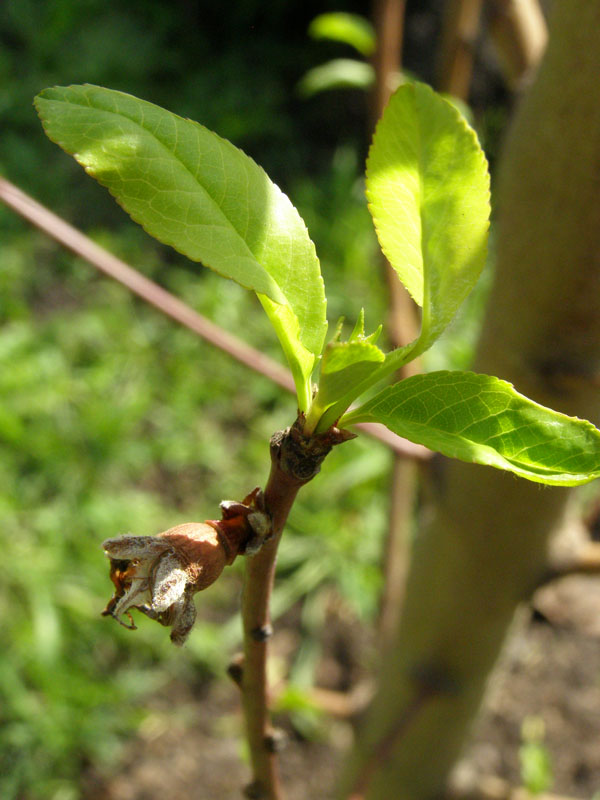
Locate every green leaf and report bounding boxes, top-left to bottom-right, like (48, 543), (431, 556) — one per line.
(34, 84), (327, 410)
(308, 13), (376, 56)
(312, 339), (385, 420)
(305, 311), (385, 433)
(297, 59), (375, 98)
(341, 371), (600, 486)
(348, 309), (382, 345)
(520, 718), (553, 795)
(366, 81), (490, 358)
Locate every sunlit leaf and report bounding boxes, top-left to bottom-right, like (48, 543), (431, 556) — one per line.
(367, 81), (490, 360)
(307, 310), (386, 433)
(342, 371), (600, 485)
(312, 339), (385, 421)
(35, 84), (327, 409)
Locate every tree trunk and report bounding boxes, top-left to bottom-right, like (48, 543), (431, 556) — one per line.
(339, 2), (600, 797)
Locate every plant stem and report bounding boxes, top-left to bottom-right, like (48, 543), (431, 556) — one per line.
(240, 456), (301, 799)
(371, 0), (405, 121)
(240, 420), (353, 799)
(0, 177), (295, 394)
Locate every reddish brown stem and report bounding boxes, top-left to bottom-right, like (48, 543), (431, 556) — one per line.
(371, 0), (405, 121)
(240, 421), (353, 799)
(240, 472), (301, 799)
(436, 0), (484, 99)
(0, 176), (294, 393)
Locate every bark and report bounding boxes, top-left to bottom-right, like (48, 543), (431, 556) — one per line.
(339, 2), (600, 797)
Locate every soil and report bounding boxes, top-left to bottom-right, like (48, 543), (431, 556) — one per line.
(455, 575), (600, 799)
(84, 575), (600, 800)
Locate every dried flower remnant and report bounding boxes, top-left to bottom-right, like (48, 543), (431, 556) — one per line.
(102, 491), (271, 645)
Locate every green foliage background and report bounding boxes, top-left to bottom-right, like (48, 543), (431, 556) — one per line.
(0, 1), (499, 796)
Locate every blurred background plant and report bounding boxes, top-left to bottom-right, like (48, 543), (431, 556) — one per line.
(518, 716), (553, 795)
(0, 1), (510, 797)
(297, 12), (379, 97)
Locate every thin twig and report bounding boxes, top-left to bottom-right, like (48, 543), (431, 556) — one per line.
(436, 0), (484, 99)
(269, 680), (373, 719)
(299, 682), (373, 719)
(240, 474), (300, 800)
(0, 176), (293, 392)
(371, 0), (406, 121)
(0, 176), (431, 462)
(240, 422), (353, 799)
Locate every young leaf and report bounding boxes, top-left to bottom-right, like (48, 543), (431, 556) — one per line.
(341, 371), (600, 486)
(297, 60), (375, 98)
(34, 84), (327, 410)
(367, 81), (490, 361)
(307, 13), (376, 57)
(306, 339), (385, 433)
(305, 310), (386, 433)
(348, 309), (382, 345)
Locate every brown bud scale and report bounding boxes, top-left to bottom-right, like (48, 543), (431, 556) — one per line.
(159, 523), (227, 591)
(101, 491), (270, 645)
